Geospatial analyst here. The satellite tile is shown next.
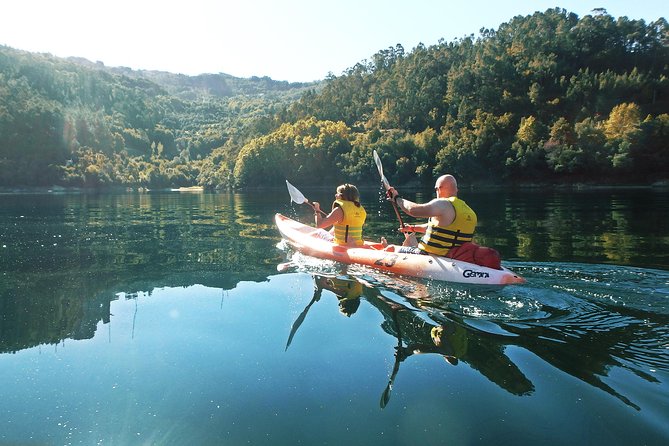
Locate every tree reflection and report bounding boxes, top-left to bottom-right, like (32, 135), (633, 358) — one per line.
(0, 192), (282, 354)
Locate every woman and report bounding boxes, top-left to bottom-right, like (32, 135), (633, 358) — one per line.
(313, 183), (367, 247)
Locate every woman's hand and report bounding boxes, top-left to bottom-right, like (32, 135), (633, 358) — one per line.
(400, 224), (424, 234)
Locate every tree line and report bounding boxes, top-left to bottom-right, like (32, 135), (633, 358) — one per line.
(1, 8), (668, 189)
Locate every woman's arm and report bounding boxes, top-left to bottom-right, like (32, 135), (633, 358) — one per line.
(314, 202), (343, 229)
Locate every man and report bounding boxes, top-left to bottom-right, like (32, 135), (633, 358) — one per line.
(386, 174), (477, 256)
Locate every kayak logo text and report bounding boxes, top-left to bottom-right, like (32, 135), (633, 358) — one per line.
(463, 269), (489, 279)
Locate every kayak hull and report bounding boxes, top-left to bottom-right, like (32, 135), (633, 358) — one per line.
(275, 213), (525, 286)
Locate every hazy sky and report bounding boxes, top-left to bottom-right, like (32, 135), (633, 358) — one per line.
(1, 1), (666, 82)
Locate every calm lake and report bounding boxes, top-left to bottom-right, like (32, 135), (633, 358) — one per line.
(1, 187), (668, 445)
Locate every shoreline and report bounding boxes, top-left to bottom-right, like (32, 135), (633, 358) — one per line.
(1, 180), (668, 194)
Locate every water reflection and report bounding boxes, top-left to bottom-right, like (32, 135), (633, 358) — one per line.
(282, 268), (668, 411)
(468, 188), (669, 269)
(1, 188), (668, 420)
(2, 187), (669, 446)
(0, 192), (282, 354)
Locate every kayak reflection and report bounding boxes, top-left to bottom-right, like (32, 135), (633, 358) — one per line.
(358, 275), (534, 408)
(284, 268), (669, 410)
(285, 272), (534, 408)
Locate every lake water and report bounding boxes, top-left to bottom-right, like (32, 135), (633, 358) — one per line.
(1, 187), (668, 445)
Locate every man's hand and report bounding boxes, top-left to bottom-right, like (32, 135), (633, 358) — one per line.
(386, 187), (399, 201)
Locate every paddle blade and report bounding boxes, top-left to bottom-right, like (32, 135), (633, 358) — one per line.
(286, 180), (307, 204)
(277, 261), (296, 272)
(373, 150), (390, 190)
(380, 383), (392, 408)
(380, 353), (401, 408)
(285, 294), (319, 350)
(285, 312), (306, 350)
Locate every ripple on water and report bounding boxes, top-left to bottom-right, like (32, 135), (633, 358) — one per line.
(416, 261), (669, 374)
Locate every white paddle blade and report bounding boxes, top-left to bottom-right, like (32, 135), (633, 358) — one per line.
(373, 150), (384, 175)
(286, 180), (307, 204)
(373, 150), (391, 190)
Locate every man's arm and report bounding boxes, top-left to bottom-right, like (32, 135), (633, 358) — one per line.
(399, 223), (427, 234)
(387, 186), (455, 225)
(396, 197), (443, 219)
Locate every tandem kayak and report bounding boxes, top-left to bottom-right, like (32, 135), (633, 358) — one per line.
(275, 213), (525, 286)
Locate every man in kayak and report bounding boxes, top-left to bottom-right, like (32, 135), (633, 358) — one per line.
(312, 183), (367, 247)
(385, 174), (477, 255)
(386, 175), (502, 269)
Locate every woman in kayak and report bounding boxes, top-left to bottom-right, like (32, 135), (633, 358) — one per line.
(312, 183), (367, 247)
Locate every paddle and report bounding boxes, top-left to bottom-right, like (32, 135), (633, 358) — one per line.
(286, 180), (327, 216)
(372, 150), (417, 247)
(285, 285), (322, 350)
(380, 309), (404, 408)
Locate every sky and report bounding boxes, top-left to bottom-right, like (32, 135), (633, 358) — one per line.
(1, 1), (666, 83)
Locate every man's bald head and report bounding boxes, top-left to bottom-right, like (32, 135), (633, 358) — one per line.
(435, 175), (458, 197)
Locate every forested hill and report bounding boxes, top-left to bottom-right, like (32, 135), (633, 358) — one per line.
(1, 8), (668, 190)
(65, 57), (316, 101)
(0, 45), (319, 188)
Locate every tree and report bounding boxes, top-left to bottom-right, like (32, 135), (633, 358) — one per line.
(604, 103), (642, 170)
(233, 118), (352, 187)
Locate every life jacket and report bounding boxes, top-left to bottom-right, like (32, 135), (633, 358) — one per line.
(418, 197), (477, 256)
(332, 199), (366, 246)
(325, 276), (363, 300)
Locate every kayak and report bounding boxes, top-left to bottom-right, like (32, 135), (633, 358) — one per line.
(275, 213), (525, 285)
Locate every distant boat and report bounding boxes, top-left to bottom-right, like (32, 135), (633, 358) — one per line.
(171, 186), (204, 192)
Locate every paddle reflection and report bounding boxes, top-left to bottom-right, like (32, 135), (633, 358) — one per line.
(285, 274), (363, 351)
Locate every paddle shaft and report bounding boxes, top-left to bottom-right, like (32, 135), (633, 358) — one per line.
(390, 196), (406, 228)
(380, 309), (403, 408)
(306, 200), (328, 216)
(373, 151), (413, 237)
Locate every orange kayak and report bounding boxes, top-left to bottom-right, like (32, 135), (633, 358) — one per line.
(275, 213), (525, 286)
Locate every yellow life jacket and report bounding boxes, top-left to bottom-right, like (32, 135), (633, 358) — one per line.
(325, 276), (363, 300)
(332, 199), (366, 246)
(418, 197), (477, 256)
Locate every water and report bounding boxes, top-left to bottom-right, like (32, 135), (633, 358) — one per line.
(1, 188), (668, 445)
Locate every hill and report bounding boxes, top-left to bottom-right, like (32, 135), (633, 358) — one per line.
(0, 45), (320, 188)
(1, 8), (668, 190)
(64, 56), (317, 101)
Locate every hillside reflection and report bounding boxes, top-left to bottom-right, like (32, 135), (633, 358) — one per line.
(0, 192), (281, 353)
(467, 188), (669, 269)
